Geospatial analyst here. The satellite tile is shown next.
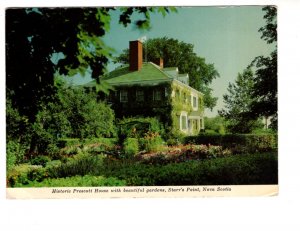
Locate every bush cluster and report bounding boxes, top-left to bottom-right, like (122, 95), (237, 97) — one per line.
(7, 164), (45, 187)
(123, 138), (139, 158)
(184, 134), (277, 154)
(140, 144), (232, 165)
(99, 152), (278, 186)
(6, 140), (27, 171)
(60, 138), (119, 157)
(30, 155), (51, 167)
(16, 175), (126, 187)
(8, 152), (277, 187)
(139, 131), (164, 153)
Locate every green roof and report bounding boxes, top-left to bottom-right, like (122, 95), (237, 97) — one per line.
(163, 67), (177, 71)
(104, 63), (171, 84)
(83, 63), (172, 87)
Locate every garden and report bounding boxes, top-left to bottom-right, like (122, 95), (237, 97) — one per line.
(7, 115), (278, 187)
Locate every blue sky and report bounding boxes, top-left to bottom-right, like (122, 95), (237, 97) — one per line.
(70, 6), (275, 117)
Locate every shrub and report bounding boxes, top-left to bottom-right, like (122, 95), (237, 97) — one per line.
(11, 152), (278, 187)
(204, 116), (227, 134)
(163, 128), (185, 145)
(184, 134), (277, 154)
(107, 152), (278, 185)
(48, 153), (106, 178)
(6, 140), (27, 171)
(139, 131), (164, 153)
(59, 88), (116, 139)
(142, 144), (233, 164)
(118, 117), (164, 139)
(57, 138), (80, 148)
(45, 160), (62, 168)
(83, 137), (118, 146)
(123, 138), (139, 158)
(6, 148), (16, 172)
(30, 155), (51, 167)
(60, 138), (118, 156)
(15, 175), (126, 187)
(7, 164), (44, 187)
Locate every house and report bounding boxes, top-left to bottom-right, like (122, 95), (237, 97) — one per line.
(86, 40), (205, 135)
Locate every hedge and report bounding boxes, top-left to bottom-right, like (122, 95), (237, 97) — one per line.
(184, 134), (277, 154)
(10, 152), (278, 187)
(58, 137), (118, 148)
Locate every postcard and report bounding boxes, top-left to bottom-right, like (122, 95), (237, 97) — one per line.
(5, 5), (278, 198)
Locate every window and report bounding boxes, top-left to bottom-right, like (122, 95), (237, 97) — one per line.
(153, 89), (162, 101)
(193, 96), (197, 108)
(181, 115), (187, 130)
(136, 90), (144, 102)
(164, 87), (168, 97)
(175, 89), (180, 100)
(120, 90), (128, 102)
(183, 93), (187, 103)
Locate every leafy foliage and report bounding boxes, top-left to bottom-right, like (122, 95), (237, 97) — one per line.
(6, 140), (27, 171)
(22, 85), (116, 155)
(249, 6), (277, 129)
(219, 68), (263, 133)
(258, 6), (277, 44)
(10, 152), (277, 187)
(204, 116), (226, 134)
(117, 116), (165, 140)
(6, 97), (31, 146)
(59, 87), (116, 138)
(30, 155), (51, 167)
(6, 7), (175, 123)
(115, 37), (219, 110)
(184, 133), (277, 154)
(123, 138), (139, 158)
(139, 131), (165, 153)
(15, 175), (126, 187)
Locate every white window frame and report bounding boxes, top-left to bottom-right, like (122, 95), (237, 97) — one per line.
(191, 93), (198, 111)
(181, 115), (187, 130)
(180, 111), (188, 132)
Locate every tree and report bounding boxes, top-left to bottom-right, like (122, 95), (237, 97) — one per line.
(28, 85), (117, 154)
(219, 68), (263, 133)
(204, 116), (226, 134)
(250, 6), (277, 129)
(58, 87), (116, 139)
(6, 7), (176, 122)
(115, 37), (219, 110)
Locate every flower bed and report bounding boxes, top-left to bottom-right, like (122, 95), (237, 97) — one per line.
(139, 144), (232, 164)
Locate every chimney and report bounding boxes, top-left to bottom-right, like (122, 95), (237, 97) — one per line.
(129, 40), (143, 71)
(154, 58), (164, 69)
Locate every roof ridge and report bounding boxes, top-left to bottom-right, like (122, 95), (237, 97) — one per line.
(148, 62), (173, 79)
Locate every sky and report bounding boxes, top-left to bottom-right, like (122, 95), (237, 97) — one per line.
(66, 6), (276, 117)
